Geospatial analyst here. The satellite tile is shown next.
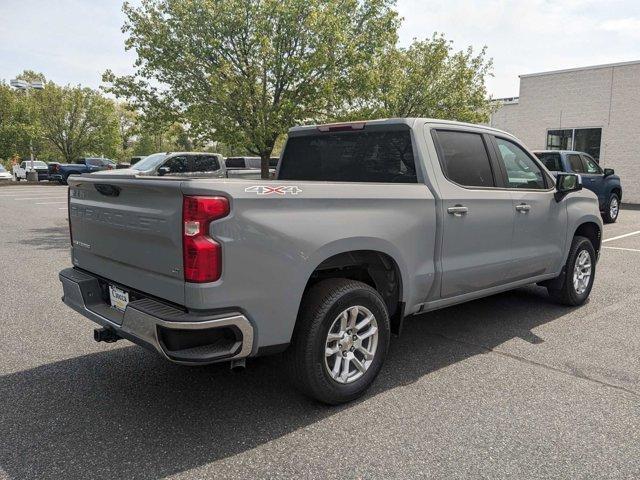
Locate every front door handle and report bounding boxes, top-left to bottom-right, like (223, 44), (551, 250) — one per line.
(447, 205), (469, 216)
(515, 203), (531, 212)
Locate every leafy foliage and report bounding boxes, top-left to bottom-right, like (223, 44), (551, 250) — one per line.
(37, 83), (121, 161)
(0, 82), (34, 162)
(104, 0), (401, 176)
(345, 34), (495, 122)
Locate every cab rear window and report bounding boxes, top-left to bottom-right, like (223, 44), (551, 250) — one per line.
(278, 129), (417, 183)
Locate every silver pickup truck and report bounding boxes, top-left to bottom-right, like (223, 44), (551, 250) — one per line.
(59, 118), (602, 404)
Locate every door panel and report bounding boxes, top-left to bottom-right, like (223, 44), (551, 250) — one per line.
(431, 129), (516, 298)
(580, 154), (605, 205)
(510, 190), (567, 279)
(440, 191), (516, 297)
(491, 136), (567, 279)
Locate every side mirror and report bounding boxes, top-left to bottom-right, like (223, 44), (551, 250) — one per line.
(157, 166), (171, 176)
(603, 168), (615, 177)
(555, 173), (582, 201)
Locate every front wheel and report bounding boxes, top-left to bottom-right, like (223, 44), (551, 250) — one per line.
(602, 193), (620, 223)
(285, 279), (390, 404)
(548, 236), (596, 306)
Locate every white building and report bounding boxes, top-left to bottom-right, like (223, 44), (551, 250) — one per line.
(490, 60), (640, 203)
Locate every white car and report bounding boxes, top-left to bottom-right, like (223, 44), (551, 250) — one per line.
(0, 165), (13, 182)
(12, 160), (49, 181)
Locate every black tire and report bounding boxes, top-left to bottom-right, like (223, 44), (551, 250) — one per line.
(602, 193), (620, 223)
(548, 235), (596, 306)
(15, 175), (20, 182)
(285, 279), (390, 405)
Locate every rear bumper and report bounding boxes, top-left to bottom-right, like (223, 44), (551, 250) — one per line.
(59, 268), (254, 365)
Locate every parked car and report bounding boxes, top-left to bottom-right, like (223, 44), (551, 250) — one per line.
(60, 118), (602, 404)
(12, 160), (49, 181)
(225, 156), (277, 178)
(50, 157), (116, 184)
(0, 165), (13, 182)
(225, 156), (279, 169)
(533, 150), (622, 223)
(130, 156), (145, 166)
(126, 152), (226, 178)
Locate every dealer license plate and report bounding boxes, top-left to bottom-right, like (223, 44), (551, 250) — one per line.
(108, 285), (129, 312)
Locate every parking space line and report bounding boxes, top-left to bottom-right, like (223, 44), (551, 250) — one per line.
(13, 196), (67, 200)
(0, 193), (66, 197)
(0, 192), (66, 197)
(602, 230), (640, 243)
(0, 187), (66, 191)
(35, 201), (67, 205)
(603, 246), (640, 253)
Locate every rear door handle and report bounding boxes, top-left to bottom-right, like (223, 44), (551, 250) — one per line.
(447, 205), (469, 216)
(515, 203), (531, 212)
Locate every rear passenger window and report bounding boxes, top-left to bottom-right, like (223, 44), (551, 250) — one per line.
(434, 130), (495, 187)
(192, 155), (220, 172)
(567, 154), (585, 173)
(225, 158), (246, 168)
(279, 129), (417, 183)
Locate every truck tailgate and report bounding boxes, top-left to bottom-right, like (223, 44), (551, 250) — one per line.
(68, 176), (186, 305)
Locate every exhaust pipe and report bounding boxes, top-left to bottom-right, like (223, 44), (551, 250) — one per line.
(94, 327), (121, 343)
(230, 358), (246, 372)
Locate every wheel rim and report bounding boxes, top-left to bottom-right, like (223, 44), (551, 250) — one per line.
(324, 305), (379, 384)
(610, 197), (619, 219)
(573, 250), (592, 295)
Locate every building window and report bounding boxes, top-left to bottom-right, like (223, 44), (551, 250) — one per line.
(546, 128), (602, 162)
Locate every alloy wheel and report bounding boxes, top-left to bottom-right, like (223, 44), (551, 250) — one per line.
(324, 306), (379, 384)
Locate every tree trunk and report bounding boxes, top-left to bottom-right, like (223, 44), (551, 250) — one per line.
(260, 152), (270, 179)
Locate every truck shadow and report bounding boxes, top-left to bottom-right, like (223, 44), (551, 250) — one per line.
(0, 286), (571, 480)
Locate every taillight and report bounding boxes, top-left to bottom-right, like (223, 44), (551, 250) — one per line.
(182, 196), (230, 283)
(67, 186), (73, 245)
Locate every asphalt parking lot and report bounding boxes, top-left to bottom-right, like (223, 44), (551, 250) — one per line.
(1, 184), (639, 479)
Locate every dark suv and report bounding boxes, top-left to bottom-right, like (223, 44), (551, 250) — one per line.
(533, 150), (622, 223)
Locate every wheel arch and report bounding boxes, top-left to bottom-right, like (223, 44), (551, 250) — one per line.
(300, 243), (409, 335)
(610, 186), (622, 202)
(574, 221), (602, 258)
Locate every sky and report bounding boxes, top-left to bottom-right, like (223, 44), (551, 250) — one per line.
(1, 0), (639, 98)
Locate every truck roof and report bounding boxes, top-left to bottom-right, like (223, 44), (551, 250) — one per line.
(289, 118), (515, 138)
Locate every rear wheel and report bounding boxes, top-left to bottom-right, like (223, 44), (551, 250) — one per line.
(285, 279), (390, 404)
(548, 235), (596, 306)
(602, 193), (619, 223)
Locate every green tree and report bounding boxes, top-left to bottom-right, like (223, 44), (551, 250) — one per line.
(37, 84), (120, 161)
(0, 71), (48, 161)
(115, 102), (139, 155)
(0, 82), (31, 161)
(345, 34), (494, 122)
(104, 0), (400, 177)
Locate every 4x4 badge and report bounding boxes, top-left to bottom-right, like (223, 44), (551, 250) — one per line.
(245, 185), (302, 195)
